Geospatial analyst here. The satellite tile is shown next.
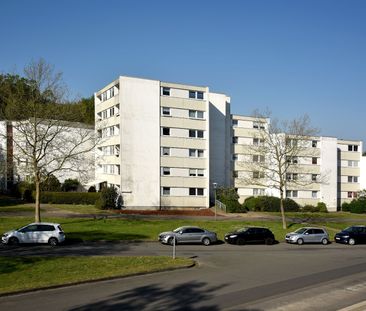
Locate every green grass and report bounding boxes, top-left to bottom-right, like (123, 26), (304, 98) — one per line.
(265, 211), (366, 219)
(0, 256), (193, 294)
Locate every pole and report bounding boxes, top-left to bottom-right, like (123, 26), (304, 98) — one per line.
(172, 236), (176, 259)
(214, 187), (217, 221)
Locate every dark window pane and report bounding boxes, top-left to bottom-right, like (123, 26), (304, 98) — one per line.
(197, 92), (204, 99)
(189, 91), (196, 98)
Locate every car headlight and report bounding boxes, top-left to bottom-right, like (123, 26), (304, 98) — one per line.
(2, 233), (8, 237)
(229, 235), (238, 238)
(342, 235), (349, 238)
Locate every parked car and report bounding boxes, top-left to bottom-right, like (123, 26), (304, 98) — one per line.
(285, 227), (329, 245)
(158, 226), (217, 246)
(224, 227), (275, 245)
(1, 222), (65, 246)
(334, 225), (366, 245)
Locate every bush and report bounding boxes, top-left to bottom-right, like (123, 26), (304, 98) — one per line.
(88, 186), (96, 192)
(349, 198), (366, 214)
(95, 187), (120, 210)
(216, 187), (246, 213)
(14, 181), (35, 202)
(317, 202), (328, 213)
(341, 202), (350, 212)
(61, 179), (81, 192)
(242, 196), (300, 212)
(40, 175), (61, 192)
(302, 204), (316, 212)
(37, 192), (100, 205)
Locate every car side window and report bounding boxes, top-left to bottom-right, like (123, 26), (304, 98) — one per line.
(191, 228), (204, 233)
(37, 225), (55, 231)
(304, 229), (312, 235)
(22, 225), (38, 232)
(313, 229), (323, 234)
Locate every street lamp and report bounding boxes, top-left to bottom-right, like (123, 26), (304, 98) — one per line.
(213, 182), (218, 221)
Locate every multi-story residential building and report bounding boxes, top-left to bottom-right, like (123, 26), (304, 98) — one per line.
(231, 115), (363, 211)
(94, 76), (231, 209)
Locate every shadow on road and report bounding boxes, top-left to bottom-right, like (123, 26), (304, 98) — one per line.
(69, 281), (230, 311)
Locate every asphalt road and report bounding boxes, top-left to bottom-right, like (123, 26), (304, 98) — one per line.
(1, 242), (366, 310)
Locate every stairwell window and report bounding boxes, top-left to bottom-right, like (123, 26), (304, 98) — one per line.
(162, 87), (170, 96)
(162, 107), (170, 116)
(162, 187), (170, 195)
(162, 127), (170, 136)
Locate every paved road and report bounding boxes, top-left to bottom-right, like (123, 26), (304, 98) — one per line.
(1, 242), (366, 310)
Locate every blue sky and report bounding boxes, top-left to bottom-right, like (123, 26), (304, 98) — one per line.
(1, 0), (366, 146)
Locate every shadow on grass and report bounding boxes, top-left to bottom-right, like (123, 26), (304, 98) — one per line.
(0, 256), (49, 275)
(70, 281), (228, 311)
(0, 197), (25, 207)
(66, 231), (149, 242)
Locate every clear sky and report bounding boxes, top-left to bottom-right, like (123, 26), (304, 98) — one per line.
(1, 0), (366, 146)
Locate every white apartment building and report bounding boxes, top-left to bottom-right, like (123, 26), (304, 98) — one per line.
(94, 76), (231, 209)
(231, 115), (363, 211)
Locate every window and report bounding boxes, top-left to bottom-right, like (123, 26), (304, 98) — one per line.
(253, 122), (265, 129)
(312, 140), (318, 148)
(162, 167), (170, 176)
(189, 110), (204, 119)
(348, 176), (358, 183)
(197, 169), (204, 176)
(286, 190), (298, 198)
(162, 127), (170, 136)
(233, 154), (238, 161)
(233, 171), (238, 178)
(162, 147), (170, 156)
(286, 139), (297, 147)
(162, 107), (170, 116)
(189, 169), (205, 177)
(348, 160), (359, 167)
(162, 87), (170, 96)
(189, 188), (204, 196)
(348, 145), (359, 152)
(253, 138), (264, 146)
(189, 149), (204, 158)
(189, 90), (204, 100)
(312, 174), (317, 182)
(286, 156), (298, 164)
(233, 136), (238, 144)
(253, 155), (265, 163)
(232, 119), (238, 127)
(287, 173), (298, 181)
(347, 191), (353, 198)
(312, 157), (318, 165)
(162, 187), (170, 195)
(253, 171), (264, 179)
(189, 130), (204, 138)
(253, 188), (265, 196)
(312, 191), (318, 199)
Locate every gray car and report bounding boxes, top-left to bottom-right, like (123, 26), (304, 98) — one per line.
(158, 226), (217, 246)
(285, 227), (329, 245)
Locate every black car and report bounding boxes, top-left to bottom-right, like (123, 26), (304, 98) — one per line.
(334, 225), (366, 245)
(224, 227), (275, 245)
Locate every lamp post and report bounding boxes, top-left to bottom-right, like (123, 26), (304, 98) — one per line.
(213, 182), (218, 221)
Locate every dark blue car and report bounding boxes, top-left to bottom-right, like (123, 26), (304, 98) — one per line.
(334, 226), (366, 245)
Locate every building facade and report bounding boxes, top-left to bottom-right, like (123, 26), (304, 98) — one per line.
(94, 76), (364, 211)
(94, 76), (230, 209)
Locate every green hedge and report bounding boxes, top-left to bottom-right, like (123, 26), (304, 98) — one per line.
(36, 192), (100, 205)
(348, 198), (366, 214)
(216, 187), (246, 213)
(243, 196), (300, 212)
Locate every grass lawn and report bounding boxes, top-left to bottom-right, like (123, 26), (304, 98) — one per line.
(265, 211), (366, 220)
(0, 256), (193, 295)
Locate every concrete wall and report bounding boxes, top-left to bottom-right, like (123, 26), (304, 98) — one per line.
(119, 76), (161, 207)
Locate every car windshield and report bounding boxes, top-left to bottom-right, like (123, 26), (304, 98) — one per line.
(294, 228), (307, 234)
(173, 227), (184, 233)
(237, 228), (249, 233)
(343, 227), (354, 233)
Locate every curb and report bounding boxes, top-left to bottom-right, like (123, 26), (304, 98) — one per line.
(338, 300), (366, 311)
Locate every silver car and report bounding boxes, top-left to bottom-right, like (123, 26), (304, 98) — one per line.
(2, 222), (65, 246)
(158, 226), (217, 246)
(285, 227), (329, 245)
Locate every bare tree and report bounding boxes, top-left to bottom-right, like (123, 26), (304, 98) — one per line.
(236, 111), (321, 229)
(3, 59), (97, 222)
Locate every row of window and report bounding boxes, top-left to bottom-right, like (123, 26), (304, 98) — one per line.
(98, 125), (120, 138)
(99, 145), (120, 156)
(161, 167), (205, 177)
(161, 147), (205, 158)
(99, 86), (117, 102)
(161, 127), (205, 138)
(161, 107), (205, 119)
(232, 136), (319, 148)
(97, 105), (120, 120)
(101, 164), (121, 175)
(348, 145), (359, 152)
(161, 87), (204, 100)
(162, 187), (204, 196)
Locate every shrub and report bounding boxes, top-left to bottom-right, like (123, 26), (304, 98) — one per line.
(95, 187), (120, 210)
(88, 186), (96, 192)
(317, 202), (328, 213)
(302, 204), (316, 212)
(40, 175), (61, 192)
(216, 187), (246, 213)
(242, 196), (300, 212)
(349, 198), (366, 214)
(341, 202), (350, 212)
(14, 181), (35, 202)
(61, 179), (81, 192)
(37, 192), (100, 205)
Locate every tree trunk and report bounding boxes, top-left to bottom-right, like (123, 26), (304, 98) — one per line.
(280, 190), (287, 229)
(35, 175), (41, 222)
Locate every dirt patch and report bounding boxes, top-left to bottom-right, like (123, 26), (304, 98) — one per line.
(116, 209), (216, 217)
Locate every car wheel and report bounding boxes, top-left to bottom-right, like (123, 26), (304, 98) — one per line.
(48, 237), (58, 246)
(321, 238), (328, 245)
(297, 238), (304, 245)
(236, 238), (245, 245)
(202, 237), (211, 246)
(9, 237), (19, 245)
(265, 238), (274, 245)
(348, 238), (356, 245)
